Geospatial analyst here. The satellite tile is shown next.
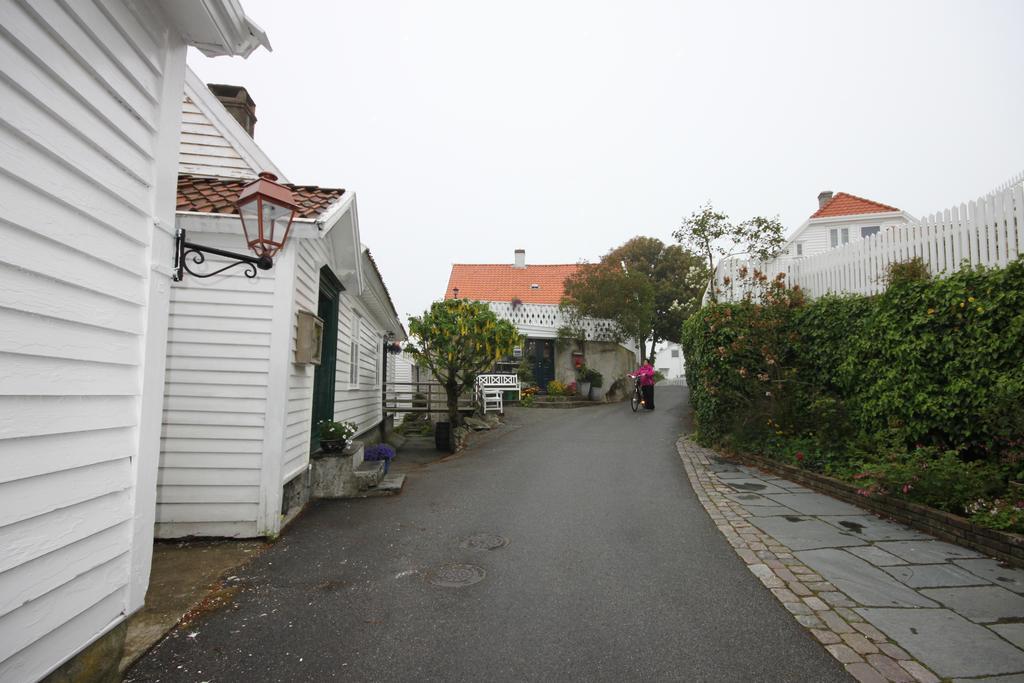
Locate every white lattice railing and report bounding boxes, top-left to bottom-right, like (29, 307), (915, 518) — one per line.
(486, 301), (620, 340)
(713, 173), (1024, 302)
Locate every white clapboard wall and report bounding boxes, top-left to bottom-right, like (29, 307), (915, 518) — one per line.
(158, 232), (276, 539)
(287, 237), (385, 484)
(0, 1), (186, 681)
(715, 173), (1024, 302)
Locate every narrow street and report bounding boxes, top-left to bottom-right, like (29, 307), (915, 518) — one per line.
(128, 386), (848, 682)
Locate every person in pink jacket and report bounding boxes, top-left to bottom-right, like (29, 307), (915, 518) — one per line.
(633, 361), (656, 410)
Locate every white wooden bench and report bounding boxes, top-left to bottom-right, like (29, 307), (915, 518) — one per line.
(474, 374), (521, 414)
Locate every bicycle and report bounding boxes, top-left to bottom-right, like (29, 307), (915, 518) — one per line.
(629, 373), (643, 412)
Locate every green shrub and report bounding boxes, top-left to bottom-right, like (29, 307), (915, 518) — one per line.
(852, 448), (1006, 514)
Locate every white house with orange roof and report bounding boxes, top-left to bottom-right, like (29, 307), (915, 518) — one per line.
(445, 249), (637, 394)
(781, 190), (916, 258)
(157, 73), (405, 539)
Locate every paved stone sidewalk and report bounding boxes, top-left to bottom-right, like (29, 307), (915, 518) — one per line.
(677, 437), (1024, 683)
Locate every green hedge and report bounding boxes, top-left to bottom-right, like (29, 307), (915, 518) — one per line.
(682, 258), (1024, 459)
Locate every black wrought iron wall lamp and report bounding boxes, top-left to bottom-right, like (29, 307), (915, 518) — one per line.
(173, 172), (299, 281)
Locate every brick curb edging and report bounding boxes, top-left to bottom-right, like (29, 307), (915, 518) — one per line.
(723, 449), (1024, 570)
(676, 436), (940, 683)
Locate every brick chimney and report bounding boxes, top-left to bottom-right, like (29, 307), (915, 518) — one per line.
(513, 249), (526, 269)
(208, 83), (257, 137)
(817, 191), (834, 210)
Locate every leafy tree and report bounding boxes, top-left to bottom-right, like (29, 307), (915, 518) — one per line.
(562, 237), (706, 362)
(673, 203), (786, 302)
(405, 299), (520, 433)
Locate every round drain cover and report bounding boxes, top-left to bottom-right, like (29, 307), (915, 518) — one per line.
(429, 563), (486, 588)
(460, 533), (509, 551)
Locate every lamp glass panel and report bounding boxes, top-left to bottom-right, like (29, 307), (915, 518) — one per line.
(237, 198), (259, 247)
(261, 199), (291, 245)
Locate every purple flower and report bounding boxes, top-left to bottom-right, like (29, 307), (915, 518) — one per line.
(364, 444), (396, 462)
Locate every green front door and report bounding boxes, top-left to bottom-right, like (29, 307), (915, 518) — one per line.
(310, 267), (343, 453)
(526, 338), (555, 392)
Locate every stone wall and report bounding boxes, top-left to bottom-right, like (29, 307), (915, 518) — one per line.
(554, 341), (638, 399)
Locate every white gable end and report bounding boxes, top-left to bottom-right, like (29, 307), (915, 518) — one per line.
(178, 67), (286, 181)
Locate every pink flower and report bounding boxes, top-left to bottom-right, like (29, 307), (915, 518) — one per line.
(902, 484), (912, 494)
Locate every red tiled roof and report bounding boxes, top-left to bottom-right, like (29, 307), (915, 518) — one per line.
(176, 174), (345, 219)
(444, 263), (581, 305)
(812, 192), (900, 219)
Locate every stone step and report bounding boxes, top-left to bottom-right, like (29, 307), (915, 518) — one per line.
(353, 473), (406, 498)
(354, 460), (386, 491)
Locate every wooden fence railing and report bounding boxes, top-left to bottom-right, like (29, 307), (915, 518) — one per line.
(714, 174), (1024, 302)
(382, 380), (475, 421)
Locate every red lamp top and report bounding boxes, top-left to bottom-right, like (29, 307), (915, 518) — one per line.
(235, 171), (299, 261)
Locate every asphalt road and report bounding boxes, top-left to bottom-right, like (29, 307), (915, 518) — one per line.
(128, 386), (849, 682)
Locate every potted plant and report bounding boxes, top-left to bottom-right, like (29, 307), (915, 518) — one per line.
(318, 419), (357, 453)
(588, 368), (605, 401)
(575, 365), (592, 399)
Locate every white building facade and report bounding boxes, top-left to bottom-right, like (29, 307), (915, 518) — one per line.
(158, 78), (404, 539)
(0, 2), (267, 681)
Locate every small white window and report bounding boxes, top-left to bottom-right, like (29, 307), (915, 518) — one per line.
(671, 349), (680, 358)
(830, 229), (838, 248)
(530, 283), (540, 289)
(841, 227), (849, 244)
(861, 226), (880, 238)
(830, 229), (850, 248)
(349, 316), (361, 386)
(796, 242), (803, 256)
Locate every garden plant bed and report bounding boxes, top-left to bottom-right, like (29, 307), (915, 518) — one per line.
(724, 449), (1024, 569)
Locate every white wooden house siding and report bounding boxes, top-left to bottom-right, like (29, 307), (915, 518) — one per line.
(0, 1), (187, 679)
(177, 67), (285, 181)
(180, 96), (253, 178)
(157, 232), (277, 538)
(284, 239), (384, 484)
(782, 214), (910, 259)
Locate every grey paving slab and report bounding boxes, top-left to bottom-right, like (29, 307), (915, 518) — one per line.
(746, 505), (801, 518)
(992, 624), (1024, 650)
(765, 492), (867, 516)
(951, 675), (1024, 683)
(920, 586), (1024, 623)
(819, 515), (932, 542)
(858, 607), (1024, 678)
(875, 540), (985, 564)
(882, 563), (992, 588)
(752, 517), (867, 551)
(847, 546), (909, 567)
(795, 548), (938, 607)
(776, 484), (814, 493)
(955, 559), (1024, 595)
(725, 493), (782, 506)
(725, 479), (791, 496)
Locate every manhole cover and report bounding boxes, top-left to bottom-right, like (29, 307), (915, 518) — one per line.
(459, 533), (509, 551)
(429, 564), (486, 588)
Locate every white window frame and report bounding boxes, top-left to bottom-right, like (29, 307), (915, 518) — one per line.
(861, 225), (880, 239)
(349, 315), (361, 388)
(796, 242), (803, 256)
(830, 228), (850, 248)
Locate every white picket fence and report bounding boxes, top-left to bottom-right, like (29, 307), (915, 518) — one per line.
(714, 172), (1024, 301)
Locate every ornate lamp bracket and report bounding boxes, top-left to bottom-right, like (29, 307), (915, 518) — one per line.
(173, 228), (273, 281)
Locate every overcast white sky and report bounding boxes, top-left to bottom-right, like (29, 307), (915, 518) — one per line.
(188, 1), (1024, 323)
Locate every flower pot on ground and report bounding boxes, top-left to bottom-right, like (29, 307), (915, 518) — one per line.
(317, 419), (357, 454)
(577, 381), (592, 398)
